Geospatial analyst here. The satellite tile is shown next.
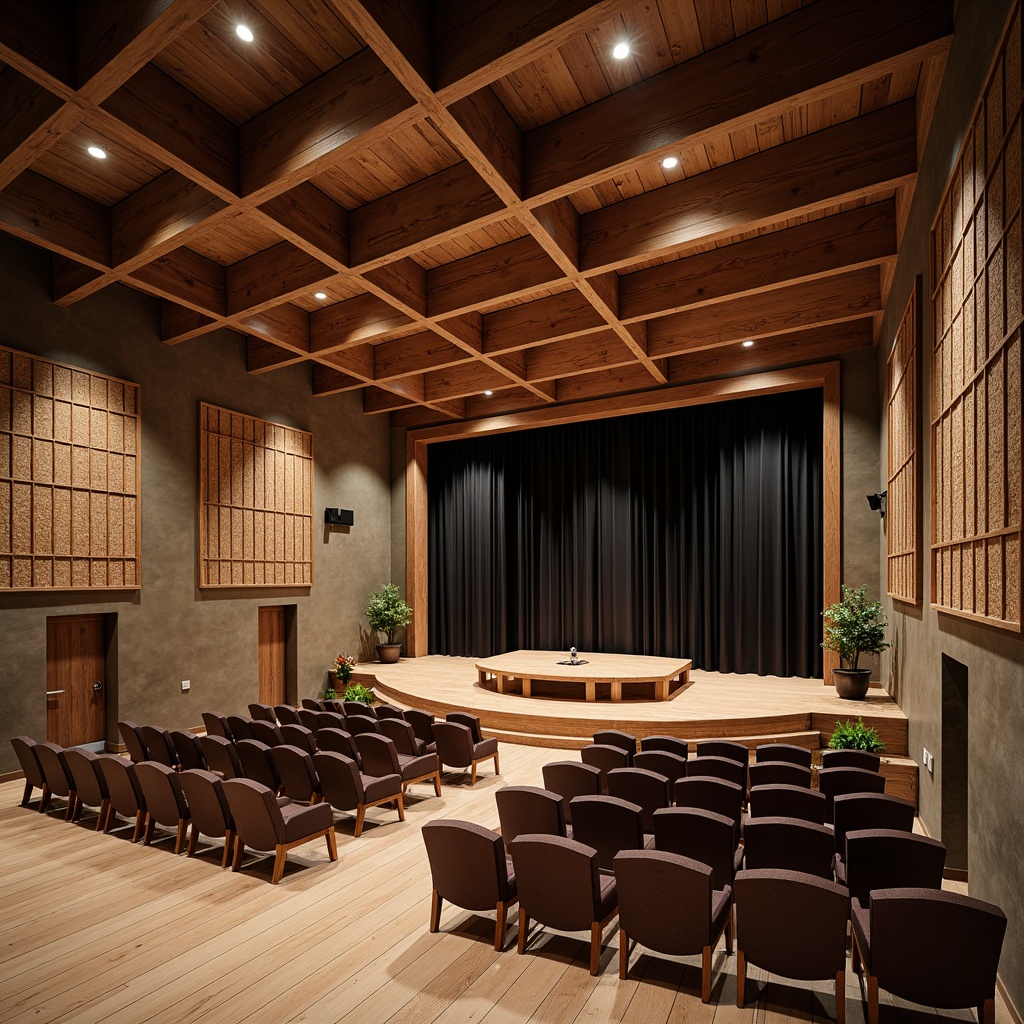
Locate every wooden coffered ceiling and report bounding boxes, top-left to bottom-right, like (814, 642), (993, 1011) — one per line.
(0, 0), (953, 427)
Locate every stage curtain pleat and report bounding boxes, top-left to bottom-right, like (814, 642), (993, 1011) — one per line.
(427, 389), (823, 677)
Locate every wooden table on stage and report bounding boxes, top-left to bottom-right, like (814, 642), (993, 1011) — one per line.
(475, 650), (692, 702)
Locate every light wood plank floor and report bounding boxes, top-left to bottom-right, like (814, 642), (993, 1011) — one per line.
(0, 744), (1010, 1024)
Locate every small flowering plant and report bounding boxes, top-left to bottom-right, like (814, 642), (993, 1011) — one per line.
(335, 653), (357, 683)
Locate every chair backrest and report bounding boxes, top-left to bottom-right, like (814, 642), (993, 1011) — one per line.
(495, 786), (567, 844)
(652, 807), (737, 891)
(117, 721), (150, 763)
(140, 726), (178, 768)
(35, 741), (74, 796)
(747, 783), (826, 824)
(273, 744), (320, 803)
(135, 761), (189, 826)
(315, 710), (347, 733)
(64, 747), (108, 806)
(171, 730), (207, 770)
(300, 698), (326, 711)
(222, 778), (286, 850)
(615, 849), (717, 953)
(673, 775), (743, 824)
(818, 766), (885, 822)
(833, 792), (915, 857)
(178, 769), (233, 837)
(313, 750), (364, 809)
(541, 761), (602, 823)
(405, 709), (436, 744)
(569, 794), (644, 871)
(316, 727), (362, 763)
(248, 702), (277, 722)
(201, 712), (230, 739)
(607, 767), (671, 832)
(346, 714), (382, 736)
(820, 748), (881, 771)
(748, 761), (812, 790)
(324, 700), (346, 714)
(236, 739), (280, 790)
(508, 834), (605, 931)
(593, 730), (636, 760)
(274, 704), (301, 726)
(375, 704), (406, 720)
(686, 755), (745, 789)
(741, 816), (835, 878)
(344, 700), (376, 719)
(199, 734), (242, 778)
(431, 721), (473, 767)
(98, 754), (145, 816)
(353, 733), (402, 777)
(755, 743), (812, 767)
(279, 724), (317, 755)
(225, 715), (254, 742)
(297, 708), (321, 732)
(379, 717), (420, 755)
(447, 711), (483, 742)
(734, 868), (850, 980)
(580, 743), (630, 787)
(421, 819), (514, 910)
(633, 750), (688, 785)
(250, 720), (285, 747)
(11, 736), (45, 789)
(866, 888), (1006, 1008)
(639, 735), (688, 759)
(844, 829), (946, 906)
(695, 740), (748, 765)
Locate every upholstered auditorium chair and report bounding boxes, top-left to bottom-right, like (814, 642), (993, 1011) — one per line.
(10, 736), (46, 808)
(354, 732), (441, 797)
(568, 795), (646, 872)
(821, 748), (881, 772)
(279, 724), (317, 755)
(324, 700), (346, 714)
(344, 700), (376, 718)
(178, 768), (236, 867)
(97, 755), (147, 841)
(741, 816), (835, 878)
(316, 727), (363, 766)
(639, 735), (689, 759)
(592, 730), (637, 762)
(633, 749), (688, 786)
(432, 721), (499, 784)
(314, 710), (347, 733)
(34, 741), (76, 818)
(273, 704), (300, 726)
(247, 702), (276, 722)
(746, 783), (826, 824)
(818, 766), (885, 823)
(495, 785), (569, 845)
(686, 755), (746, 793)
(170, 730), (207, 771)
(580, 744), (630, 790)
(250, 720), (285, 747)
(755, 743), (812, 768)
(541, 761), (602, 825)
(695, 739), (749, 765)
(225, 715), (254, 742)
(117, 720), (150, 763)
(841, 829), (946, 903)
(653, 807), (742, 890)
(615, 849), (733, 998)
(509, 834), (618, 976)
(135, 761), (191, 853)
(374, 703), (406, 720)
(447, 711), (485, 741)
(140, 726), (179, 769)
(851, 888), (1006, 1024)
(345, 714), (382, 736)
(236, 739), (281, 792)
(421, 819), (519, 951)
(734, 868), (850, 1023)
(201, 712), (231, 739)
(313, 750), (404, 837)
(222, 777), (337, 884)
(378, 716), (431, 758)
(404, 709), (437, 752)
(747, 760), (812, 789)
(832, 792), (915, 873)
(273, 744), (322, 804)
(300, 698), (326, 711)
(674, 776), (744, 827)
(297, 708), (321, 733)
(199, 734), (242, 779)
(607, 767), (671, 834)
(64, 747), (110, 828)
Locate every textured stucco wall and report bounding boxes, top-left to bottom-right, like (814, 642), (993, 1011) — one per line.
(0, 234), (392, 773)
(875, 0), (1024, 1008)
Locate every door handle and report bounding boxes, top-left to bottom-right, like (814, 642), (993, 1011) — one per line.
(46, 690), (65, 696)
(93, 681), (103, 692)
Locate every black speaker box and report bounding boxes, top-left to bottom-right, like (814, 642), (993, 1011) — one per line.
(324, 508), (354, 526)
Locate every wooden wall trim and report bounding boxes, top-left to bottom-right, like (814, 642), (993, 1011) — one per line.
(406, 363), (843, 668)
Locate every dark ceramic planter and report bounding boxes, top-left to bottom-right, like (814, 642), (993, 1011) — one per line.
(376, 644), (402, 664)
(832, 667), (871, 700)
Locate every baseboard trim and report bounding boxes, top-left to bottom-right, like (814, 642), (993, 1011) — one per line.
(998, 976), (1023, 1024)
(0, 769), (23, 784)
(942, 867), (969, 882)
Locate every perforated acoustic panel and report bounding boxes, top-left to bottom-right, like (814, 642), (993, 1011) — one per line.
(0, 345), (140, 590)
(198, 402), (313, 588)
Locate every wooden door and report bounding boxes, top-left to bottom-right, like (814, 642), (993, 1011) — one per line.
(258, 606), (286, 706)
(46, 615), (106, 747)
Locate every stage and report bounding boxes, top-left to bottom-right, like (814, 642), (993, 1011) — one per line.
(359, 655), (917, 805)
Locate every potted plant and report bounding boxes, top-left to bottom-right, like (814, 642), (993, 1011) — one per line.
(343, 682), (376, 705)
(334, 653), (356, 685)
(366, 583), (413, 663)
(829, 717), (885, 752)
(821, 584), (890, 699)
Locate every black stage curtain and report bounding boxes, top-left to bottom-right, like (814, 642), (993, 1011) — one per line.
(428, 389), (823, 677)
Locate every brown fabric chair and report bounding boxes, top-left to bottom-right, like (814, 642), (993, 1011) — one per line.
(11, 736), (46, 808)
(280, 723), (317, 755)
(274, 704), (301, 726)
(248, 702), (277, 722)
(695, 739), (748, 765)
(639, 735), (689, 759)
(314, 710), (347, 734)
(734, 868), (850, 1022)
(821, 748), (881, 772)
(236, 738), (280, 792)
(117, 721), (150, 764)
(34, 741), (76, 818)
(432, 721), (499, 784)
(748, 760), (812, 790)
(607, 767), (671, 833)
(495, 785), (568, 845)
(135, 761), (191, 853)
(580, 744), (630, 791)
(593, 729), (637, 762)
(250, 720), (285, 747)
(841, 829), (946, 903)
(832, 792), (915, 869)
(615, 849), (733, 999)
(171, 730), (207, 771)
(141, 725), (179, 768)
(447, 711), (484, 741)
(97, 755), (147, 841)
(274, 744), (322, 804)
(686, 755), (746, 792)
(316, 727), (362, 766)
(201, 712), (231, 739)
(375, 703), (406, 720)
(324, 699), (346, 714)
(674, 775), (744, 826)
(421, 818), (519, 951)
(225, 715), (254, 742)
(178, 768), (235, 867)
(313, 750), (404, 836)
(297, 708), (321, 732)
(653, 807), (742, 891)
(379, 716), (430, 757)
(346, 714), (382, 736)
(199, 734), (242, 779)
(354, 732), (442, 796)
(509, 833), (618, 976)
(741, 816), (835, 878)
(569, 794), (645, 872)
(755, 743), (812, 767)
(300, 698), (326, 711)
(404, 709), (437, 751)
(747, 783), (826, 824)
(633, 749), (688, 786)
(344, 700), (376, 718)
(851, 888), (1006, 1024)
(541, 760), (602, 825)
(222, 777), (337, 884)
(64, 747), (110, 828)
(818, 766), (885, 823)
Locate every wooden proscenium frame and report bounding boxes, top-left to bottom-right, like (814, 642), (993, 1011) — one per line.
(406, 363), (842, 675)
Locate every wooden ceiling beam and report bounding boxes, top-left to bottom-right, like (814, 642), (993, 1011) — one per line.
(0, 5), (75, 97)
(447, 87), (523, 200)
(226, 242), (334, 317)
(555, 363), (665, 404)
(238, 305), (311, 354)
(523, 0), (953, 201)
(312, 365), (365, 396)
(483, 289), (605, 353)
(129, 248), (226, 316)
(619, 200), (899, 322)
(374, 333), (471, 380)
(364, 259), (427, 316)
(580, 100), (919, 273)
(0, 69), (71, 190)
(246, 338), (309, 374)
(309, 293), (414, 355)
(424, 362), (514, 402)
(322, 344), (376, 381)
(258, 183), (349, 269)
(525, 330), (637, 382)
(647, 267), (882, 359)
(51, 256), (104, 306)
(159, 300), (216, 344)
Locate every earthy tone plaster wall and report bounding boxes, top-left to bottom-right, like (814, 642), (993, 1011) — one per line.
(877, 0), (1024, 1007)
(0, 234), (392, 774)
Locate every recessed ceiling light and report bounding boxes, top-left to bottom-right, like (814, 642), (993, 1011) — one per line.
(314, 292), (327, 300)
(483, 390), (493, 396)
(236, 24), (254, 42)
(612, 41), (630, 60)
(661, 156), (679, 170)
(742, 339), (755, 348)
(87, 145), (107, 159)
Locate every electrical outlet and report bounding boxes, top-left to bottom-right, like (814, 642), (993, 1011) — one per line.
(181, 679), (191, 692)
(922, 747), (934, 773)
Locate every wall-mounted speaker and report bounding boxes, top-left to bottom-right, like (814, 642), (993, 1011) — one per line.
(324, 508), (354, 526)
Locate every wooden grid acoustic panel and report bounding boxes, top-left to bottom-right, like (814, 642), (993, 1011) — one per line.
(930, 2), (1023, 631)
(198, 403), (313, 588)
(887, 280), (920, 604)
(0, 345), (140, 590)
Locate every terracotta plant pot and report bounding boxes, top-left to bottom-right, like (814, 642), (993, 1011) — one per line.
(832, 668), (871, 700)
(376, 644), (402, 664)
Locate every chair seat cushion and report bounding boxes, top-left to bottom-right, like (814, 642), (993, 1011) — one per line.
(473, 737), (499, 758)
(279, 799), (333, 843)
(598, 872), (618, 920)
(363, 773), (402, 803)
(398, 753), (439, 778)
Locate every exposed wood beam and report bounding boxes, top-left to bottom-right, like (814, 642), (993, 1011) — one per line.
(0, 5), (75, 97)
(51, 256), (104, 306)
(374, 333), (471, 380)
(238, 305), (311, 354)
(159, 300), (215, 343)
(312, 364), (365, 395)
(364, 258), (427, 316)
(0, 69), (70, 190)
(580, 100), (919, 272)
(483, 289), (605, 353)
(226, 243), (334, 316)
(258, 183), (349, 268)
(323, 344), (376, 381)
(526, 330), (636, 381)
(310, 293), (414, 355)
(246, 338), (308, 374)
(424, 362), (513, 402)
(129, 248), (226, 315)
(555, 363), (665, 404)
(364, 380), (424, 411)
(447, 87), (523, 199)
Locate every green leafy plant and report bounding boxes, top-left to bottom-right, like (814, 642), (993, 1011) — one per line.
(828, 717), (885, 753)
(366, 583), (413, 645)
(821, 584), (890, 670)
(324, 684), (337, 700)
(343, 682), (376, 705)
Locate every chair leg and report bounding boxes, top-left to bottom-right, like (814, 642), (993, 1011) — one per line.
(432, 772), (442, 797)
(866, 973), (879, 1024)
(175, 819), (188, 854)
(271, 846), (288, 884)
(495, 901), (508, 951)
(493, 752), (500, 775)
(21, 780), (32, 806)
(132, 809), (145, 843)
(725, 906), (734, 954)
(396, 793), (406, 822)
(325, 825), (338, 861)
(96, 798), (110, 831)
(65, 793), (77, 820)
(38, 783), (51, 813)
(618, 928), (629, 980)
(232, 838), (244, 872)
(143, 814), (155, 846)
(430, 889), (442, 933)
(221, 830), (234, 869)
(981, 998), (995, 1024)
(836, 971), (845, 1024)
(354, 805), (366, 837)
(187, 825), (200, 857)
(589, 921), (602, 976)
(517, 908), (529, 954)
(471, 761), (478, 785)
(701, 944), (712, 1003)
(736, 949), (746, 1007)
